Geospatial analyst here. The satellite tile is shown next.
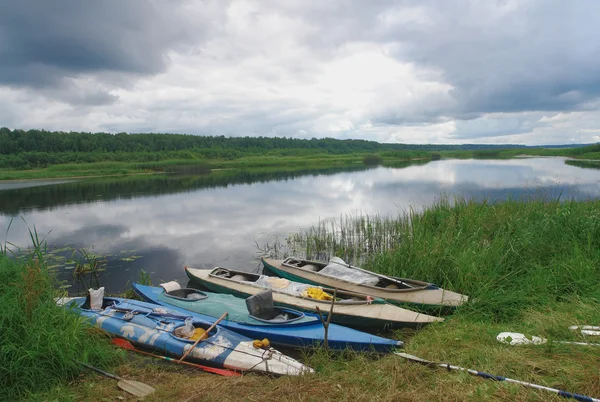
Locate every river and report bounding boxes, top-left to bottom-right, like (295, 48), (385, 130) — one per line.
(1, 157), (599, 293)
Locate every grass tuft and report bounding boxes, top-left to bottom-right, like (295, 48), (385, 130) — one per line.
(0, 230), (121, 400)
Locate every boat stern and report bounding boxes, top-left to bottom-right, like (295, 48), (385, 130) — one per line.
(223, 341), (314, 376)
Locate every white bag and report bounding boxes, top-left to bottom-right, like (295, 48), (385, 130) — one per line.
(88, 287), (105, 310)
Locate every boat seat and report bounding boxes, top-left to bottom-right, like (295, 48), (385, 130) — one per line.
(301, 264), (319, 272)
(230, 274), (250, 281)
(246, 290), (287, 321)
(80, 294), (113, 310)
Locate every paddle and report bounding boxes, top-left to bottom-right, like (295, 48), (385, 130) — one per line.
(569, 326), (600, 336)
(111, 338), (241, 377)
(79, 362), (155, 398)
(179, 312), (228, 362)
(497, 332), (600, 347)
(394, 352), (600, 402)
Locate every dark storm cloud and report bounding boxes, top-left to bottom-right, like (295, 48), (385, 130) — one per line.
(0, 0), (222, 103)
(378, 0), (600, 116)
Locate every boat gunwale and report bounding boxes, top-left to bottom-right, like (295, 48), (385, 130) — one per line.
(201, 266), (381, 306)
(77, 298), (224, 343)
(144, 282), (322, 328)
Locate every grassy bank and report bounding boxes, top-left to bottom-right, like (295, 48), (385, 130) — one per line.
(0, 235), (121, 400)
(2, 142), (600, 181)
(440, 143), (600, 160)
(31, 197), (600, 401)
(0, 152), (429, 181)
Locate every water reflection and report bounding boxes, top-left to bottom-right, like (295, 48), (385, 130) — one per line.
(1, 157), (599, 293)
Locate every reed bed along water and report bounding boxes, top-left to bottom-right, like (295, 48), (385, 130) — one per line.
(281, 196), (600, 321)
(0, 231), (121, 401)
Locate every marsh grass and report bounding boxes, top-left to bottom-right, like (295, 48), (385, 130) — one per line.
(0, 230), (121, 400)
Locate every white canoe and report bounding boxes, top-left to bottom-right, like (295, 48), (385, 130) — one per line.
(186, 266), (443, 329)
(261, 257), (468, 311)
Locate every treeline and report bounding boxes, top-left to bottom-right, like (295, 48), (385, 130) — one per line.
(0, 127), (529, 169)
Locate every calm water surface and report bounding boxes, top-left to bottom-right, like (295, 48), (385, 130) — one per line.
(1, 157), (599, 293)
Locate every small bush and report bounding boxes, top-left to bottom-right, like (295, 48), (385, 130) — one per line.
(362, 155), (383, 165)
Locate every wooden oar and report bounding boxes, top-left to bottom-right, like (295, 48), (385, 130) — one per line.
(179, 312), (228, 362)
(497, 332), (600, 347)
(569, 326), (600, 336)
(111, 338), (240, 377)
(79, 362), (155, 398)
(395, 353), (600, 402)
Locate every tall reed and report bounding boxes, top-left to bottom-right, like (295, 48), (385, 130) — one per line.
(281, 197), (600, 321)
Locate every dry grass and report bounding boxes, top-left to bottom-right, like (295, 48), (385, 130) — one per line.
(43, 349), (596, 402)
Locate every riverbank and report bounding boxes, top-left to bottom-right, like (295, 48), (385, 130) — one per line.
(9, 198), (600, 401)
(2, 142), (600, 181)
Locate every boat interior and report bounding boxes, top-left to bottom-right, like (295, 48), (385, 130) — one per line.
(281, 257), (419, 290)
(164, 288), (209, 301)
(80, 295), (118, 310)
(212, 267), (261, 283)
(172, 321), (217, 340)
(212, 267), (373, 303)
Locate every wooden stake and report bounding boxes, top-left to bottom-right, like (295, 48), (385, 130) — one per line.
(315, 289), (337, 351)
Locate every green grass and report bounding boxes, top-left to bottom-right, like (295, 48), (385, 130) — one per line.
(0, 231), (121, 400)
(21, 197), (600, 401)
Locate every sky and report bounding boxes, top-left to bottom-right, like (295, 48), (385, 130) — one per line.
(1, 0), (600, 145)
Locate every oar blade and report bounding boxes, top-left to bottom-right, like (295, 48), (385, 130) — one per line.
(118, 379), (155, 398)
(112, 338), (135, 350)
(497, 332), (546, 346)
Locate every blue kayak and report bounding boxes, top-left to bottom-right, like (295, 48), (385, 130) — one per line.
(60, 296), (312, 375)
(133, 282), (403, 353)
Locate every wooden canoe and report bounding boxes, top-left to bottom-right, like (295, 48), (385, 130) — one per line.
(261, 257), (468, 311)
(185, 266), (443, 329)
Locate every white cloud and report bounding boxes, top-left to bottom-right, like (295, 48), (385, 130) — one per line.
(1, 0), (600, 144)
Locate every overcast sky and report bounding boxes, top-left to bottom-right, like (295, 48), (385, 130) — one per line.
(1, 0), (600, 145)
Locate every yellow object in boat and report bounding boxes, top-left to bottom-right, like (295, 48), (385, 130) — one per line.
(253, 338), (271, 349)
(188, 328), (207, 341)
(302, 287), (333, 301)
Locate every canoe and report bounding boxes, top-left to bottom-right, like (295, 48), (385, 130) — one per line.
(261, 257), (468, 311)
(133, 282), (403, 353)
(60, 295), (312, 376)
(185, 266), (443, 330)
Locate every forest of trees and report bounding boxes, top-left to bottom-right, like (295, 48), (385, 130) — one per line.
(0, 127), (529, 169)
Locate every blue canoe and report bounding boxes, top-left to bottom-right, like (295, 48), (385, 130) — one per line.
(60, 296), (312, 375)
(133, 282), (404, 353)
